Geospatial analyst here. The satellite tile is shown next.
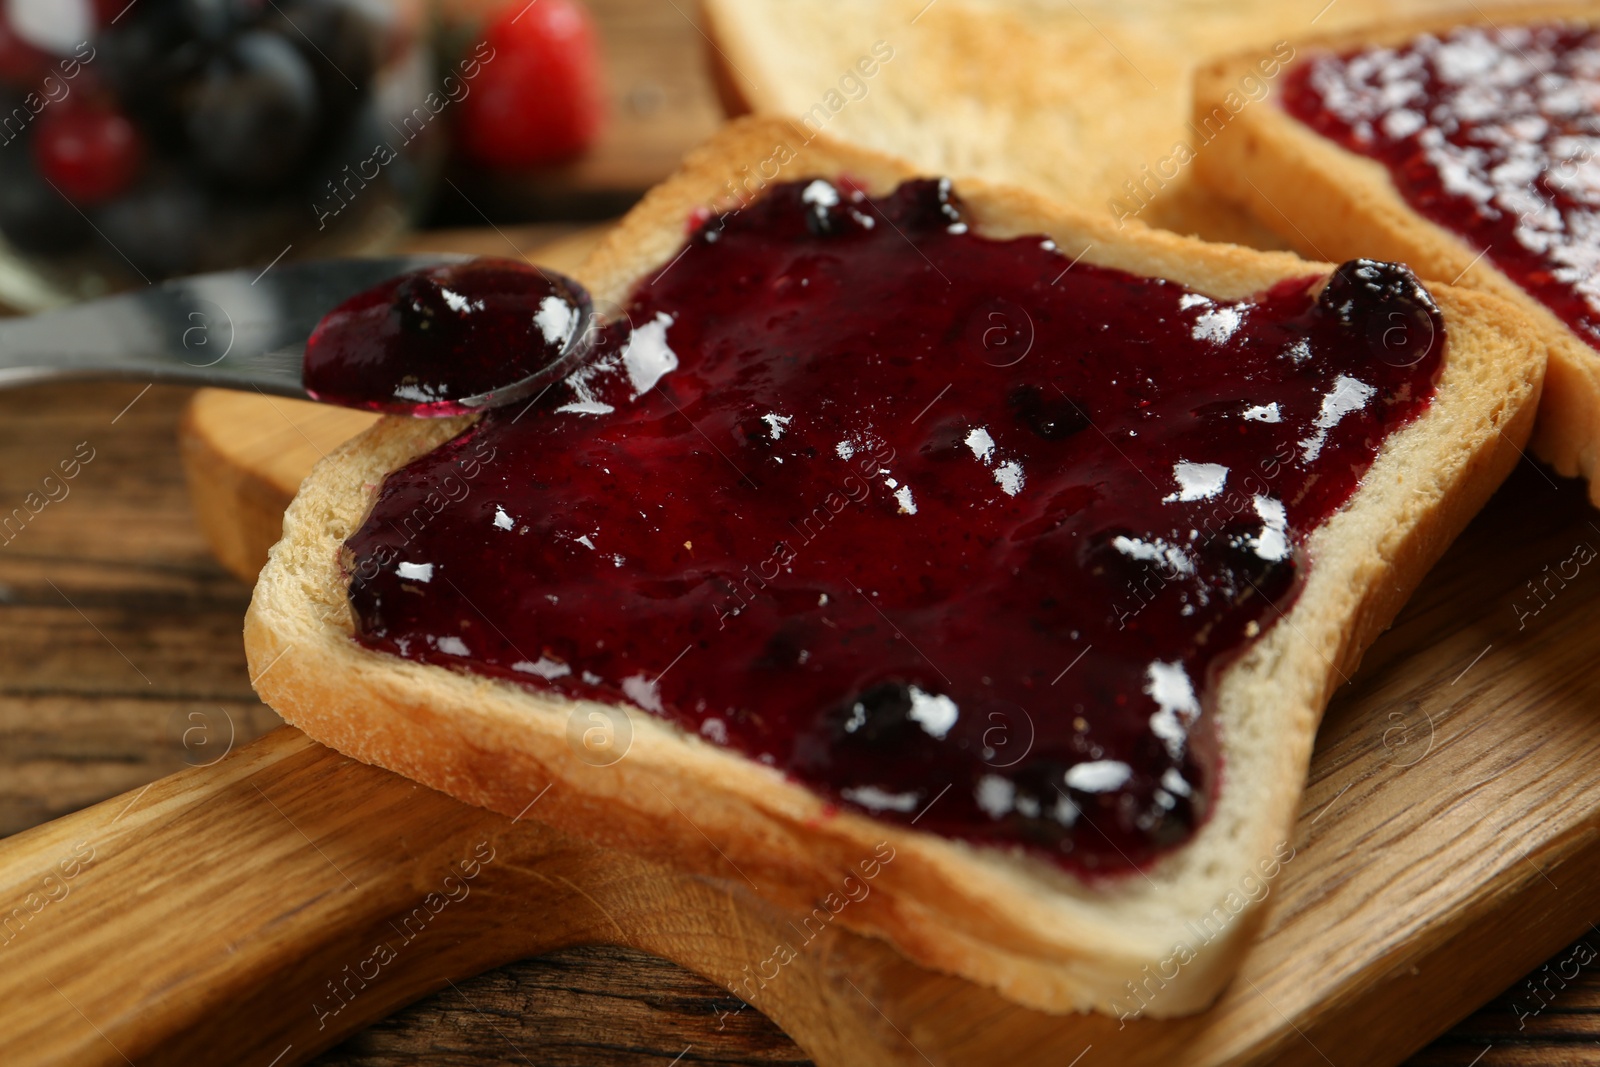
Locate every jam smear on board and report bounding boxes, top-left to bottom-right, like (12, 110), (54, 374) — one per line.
(303, 257), (587, 415)
(1283, 22), (1600, 348)
(339, 179), (1443, 873)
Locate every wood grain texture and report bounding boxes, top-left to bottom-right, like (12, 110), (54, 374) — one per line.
(0, 724), (862, 1066)
(308, 946), (811, 1067)
(0, 382), (284, 837)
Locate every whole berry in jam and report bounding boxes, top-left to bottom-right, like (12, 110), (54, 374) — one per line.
(1318, 258), (1442, 368)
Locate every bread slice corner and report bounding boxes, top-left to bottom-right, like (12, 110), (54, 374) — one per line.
(245, 116), (1544, 1017)
(1191, 4), (1599, 502)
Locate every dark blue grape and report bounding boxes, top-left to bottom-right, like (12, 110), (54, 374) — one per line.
(179, 0), (260, 42)
(91, 173), (213, 275)
(270, 0), (379, 111)
(0, 139), (90, 255)
(94, 169), (300, 276)
(186, 29), (318, 190)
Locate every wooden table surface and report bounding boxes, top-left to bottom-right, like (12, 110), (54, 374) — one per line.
(4, 1), (1600, 1063)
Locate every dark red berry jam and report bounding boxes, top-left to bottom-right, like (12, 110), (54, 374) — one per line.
(1283, 23), (1600, 349)
(303, 258), (587, 416)
(341, 179), (1443, 873)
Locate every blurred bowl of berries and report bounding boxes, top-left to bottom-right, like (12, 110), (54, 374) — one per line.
(0, 0), (439, 309)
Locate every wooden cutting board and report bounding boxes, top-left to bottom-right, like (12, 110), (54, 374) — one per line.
(10, 229), (1600, 1067)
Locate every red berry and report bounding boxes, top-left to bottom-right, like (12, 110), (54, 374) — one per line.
(91, 0), (131, 26)
(457, 0), (606, 169)
(0, 16), (48, 85)
(33, 103), (143, 204)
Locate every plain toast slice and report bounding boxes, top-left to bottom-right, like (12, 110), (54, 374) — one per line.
(245, 117), (1543, 1016)
(697, 0), (1553, 242)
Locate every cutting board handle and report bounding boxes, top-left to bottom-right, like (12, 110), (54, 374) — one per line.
(0, 727), (917, 1067)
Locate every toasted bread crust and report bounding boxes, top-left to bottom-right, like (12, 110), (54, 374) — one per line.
(1193, 3), (1600, 500)
(245, 118), (1543, 1016)
(695, 1), (1565, 248)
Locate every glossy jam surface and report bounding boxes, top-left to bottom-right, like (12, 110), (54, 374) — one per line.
(1284, 23), (1600, 349)
(303, 258), (585, 415)
(342, 180), (1443, 872)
